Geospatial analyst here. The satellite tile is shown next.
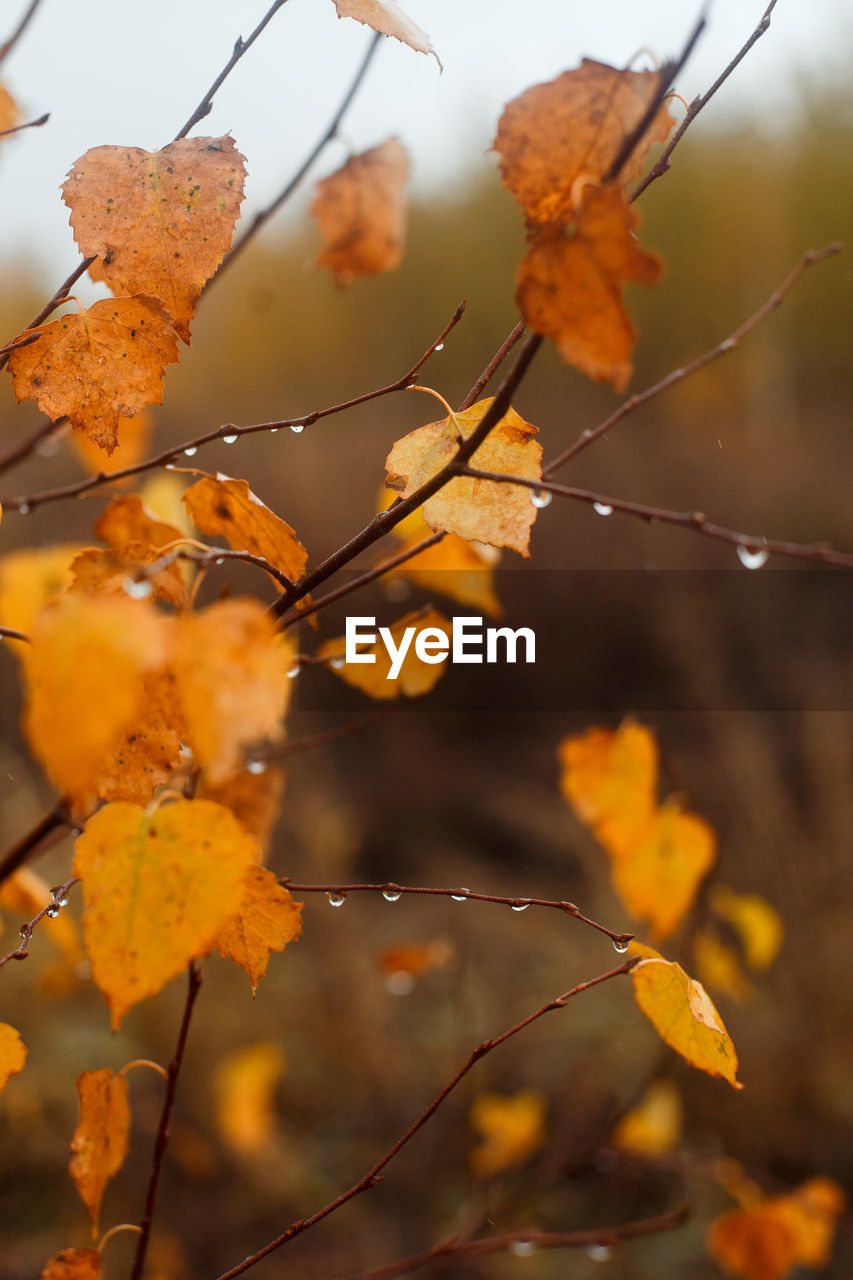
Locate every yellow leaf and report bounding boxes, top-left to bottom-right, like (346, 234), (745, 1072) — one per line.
(69, 1070), (131, 1230)
(469, 1090), (547, 1179)
(332, 1), (441, 68)
(196, 767), (285, 861)
(64, 136), (247, 342)
(214, 1042), (285, 1156)
(707, 1178), (845, 1280)
(172, 598), (293, 783)
(0, 544), (84, 661)
(312, 138), (409, 285)
(629, 946), (742, 1089)
(214, 865), (302, 994)
(73, 799), (257, 1028)
(84, 668), (186, 808)
(140, 472), (195, 538)
(610, 801), (715, 941)
(183, 474), (307, 586)
(0, 1023), (26, 1091)
(385, 398), (542, 557)
(693, 930), (754, 1004)
(318, 606), (450, 701)
(40, 1249), (102, 1280)
(610, 1079), (682, 1156)
(710, 887), (784, 972)
(558, 721), (658, 856)
(384, 534), (502, 618)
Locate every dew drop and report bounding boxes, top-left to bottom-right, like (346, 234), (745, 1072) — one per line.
(450, 888), (470, 902)
(529, 488), (552, 509)
(716, 438), (723, 449)
(18, 503), (30, 515)
(511, 900), (530, 912)
(19, 924), (28, 938)
(382, 887), (402, 902)
(329, 655), (345, 670)
(222, 433), (238, 444)
(286, 665), (300, 679)
(214, 557), (225, 566)
(123, 577), (153, 599)
(326, 891), (346, 907)
(385, 971), (414, 996)
(57, 896), (70, 908)
(384, 577), (410, 602)
(290, 424), (305, 435)
(246, 759), (267, 776)
(434, 342), (444, 352)
(586, 1244), (612, 1263)
(510, 1241), (536, 1258)
(612, 937), (630, 954)
(269, 427), (279, 434)
(46, 905), (60, 919)
(183, 446), (198, 457)
(736, 544), (769, 570)
(593, 502), (613, 517)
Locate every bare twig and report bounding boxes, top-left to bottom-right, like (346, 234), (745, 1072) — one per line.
(258, 707), (400, 762)
(543, 244), (842, 475)
(459, 320), (527, 410)
(0, 876), (78, 970)
(0, 803), (69, 887)
(213, 958), (638, 1280)
(0, 0), (44, 65)
(130, 963), (203, 1280)
(631, 0), (780, 201)
(140, 544), (294, 593)
(0, 626), (30, 643)
(0, 111), (49, 139)
(0, 261), (91, 384)
(281, 879), (634, 947)
(1, 304), (465, 512)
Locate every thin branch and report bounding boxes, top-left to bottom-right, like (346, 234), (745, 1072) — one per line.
(213, 958), (638, 1280)
(0, 260), (91, 382)
(631, 0), (779, 201)
(0, 111), (49, 139)
(130, 963), (203, 1280)
(331, 1206), (690, 1280)
(543, 243), (842, 476)
(0, 803), (69, 887)
(280, 880), (634, 947)
(460, 466), (853, 570)
(173, 0), (292, 141)
(0, 0), (44, 65)
(459, 320), (527, 410)
(217, 32), (383, 281)
(2, 304), (465, 512)
(0, 876), (78, 970)
(141, 545), (294, 594)
(0, 625), (31, 643)
(259, 707), (400, 761)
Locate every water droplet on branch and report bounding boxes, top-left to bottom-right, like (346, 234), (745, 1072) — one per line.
(326, 892), (346, 908)
(382, 887), (402, 902)
(290, 424), (305, 435)
(736, 544), (769, 570)
(450, 889), (470, 902)
(593, 502), (613, 517)
(530, 488), (552, 509)
(222, 433), (238, 444)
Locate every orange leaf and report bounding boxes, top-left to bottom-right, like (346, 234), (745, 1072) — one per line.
(376, 938), (452, 989)
(7, 297), (180, 454)
(0, 84), (20, 136)
(172, 598), (293, 782)
(611, 801), (715, 941)
(611, 1080), (682, 1156)
(40, 1249), (102, 1280)
(318, 606), (451, 700)
(22, 594), (169, 815)
(707, 1178), (845, 1280)
(312, 138), (409, 286)
(213, 1042), (285, 1156)
(69, 1069), (131, 1230)
(332, 1), (441, 68)
(63, 137), (247, 342)
(86, 669), (186, 808)
(73, 800), (258, 1028)
(709, 887), (783, 972)
(558, 721), (658, 856)
(197, 767), (285, 861)
(0, 1023), (26, 1090)
(385, 398), (542, 557)
(630, 945), (742, 1088)
(469, 1090), (547, 1179)
(70, 494), (188, 603)
(70, 410), (152, 477)
(693, 930), (754, 1005)
(517, 185), (663, 391)
(214, 865), (302, 994)
(494, 60), (676, 225)
(183, 474), (307, 586)
(0, 544), (86, 659)
(384, 534), (503, 618)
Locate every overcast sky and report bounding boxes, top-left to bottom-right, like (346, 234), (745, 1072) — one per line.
(0, 0), (850, 280)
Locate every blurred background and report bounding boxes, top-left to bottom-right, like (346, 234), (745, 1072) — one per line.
(0, 0), (852, 1276)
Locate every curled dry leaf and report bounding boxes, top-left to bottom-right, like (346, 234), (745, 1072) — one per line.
(73, 799), (258, 1029)
(469, 1090), (547, 1179)
(40, 1250), (102, 1280)
(7, 297), (180, 454)
(214, 865), (302, 994)
(707, 1178), (845, 1280)
(494, 60), (676, 225)
(183, 473), (308, 587)
(332, 0), (441, 69)
(517, 185), (663, 392)
(385, 397), (542, 557)
(214, 1042), (285, 1156)
(318, 605), (451, 700)
(0, 1023), (26, 1091)
(312, 138), (409, 285)
(69, 1069), (131, 1230)
(63, 136), (247, 342)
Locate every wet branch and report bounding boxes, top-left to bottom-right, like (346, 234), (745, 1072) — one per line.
(0, 0), (44, 65)
(0, 803), (69, 887)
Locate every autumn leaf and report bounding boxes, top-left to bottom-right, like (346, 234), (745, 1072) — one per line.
(214, 866), (302, 994)
(494, 60), (675, 225)
(0, 1024), (26, 1091)
(70, 494), (188, 603)
(63, 136), (247, 341)
(7, 297), (180, 454)
(610, 1079), (682, 1156)
(469, 1090), (547, 1179)
(332, 1), (441, 68)
(172, 598), (294, 782)
(517, 185), (663, 391)
(139, 471), (195, 538)
(86, 669), (186, 808)
(318, 606), (451, 700)
(70, 410), (153, 477)
(214, 1042), (285, 1156)
(183, 473), (307, 587)
(610, 800), (715, 941)
(386, 535), (502, 618)
(312, 138), (409, 285)
(0, 544), (85, 659)
(707, 1178), (845, 1280)
(376, 938), (452, 991)
(630, 944), (742, 1088)
(40, 1250), (102, 1280)
(385, 398), (542, 556)
(0, 85), (20, 136)
(23, 594), (169, 815)
(73, 800), (258, 1028)
(197, 767), (286, 860)
(69, 1069), (131, 1230)
(710, 887), (783, 971)
(558, 720), (658, 856)
(693, 930), (754, 1005)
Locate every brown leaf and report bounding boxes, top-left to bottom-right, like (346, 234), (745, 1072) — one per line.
(494, 60), (675, 225)
(517, 185), (663, 391)
(63, 136), (247, 341)
(40, 1250), (102, 1280)
(7, 297), (180, 454)
(70, 494), (188, 603)
(312, 138), (409, 285)
(214, 865), (302, 994)
(385, 398), (542, 557)
(183, 474), (307, 586)
(332, 1), (441, 68)
(69, 1069), (131, 1229)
